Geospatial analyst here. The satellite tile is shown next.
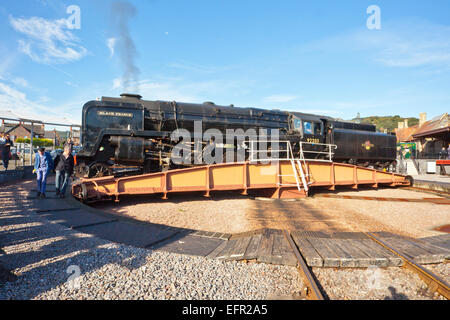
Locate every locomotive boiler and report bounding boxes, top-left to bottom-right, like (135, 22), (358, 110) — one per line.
(74, 93), (397, 178)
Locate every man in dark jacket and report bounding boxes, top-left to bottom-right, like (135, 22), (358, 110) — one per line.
(1, 133), (13, 170)
(55, 146), (74, 198)
(439, 147), (448, 160)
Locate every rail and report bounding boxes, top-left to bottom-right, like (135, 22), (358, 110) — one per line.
(365, 232), (450, 299)
(283, 230), (325, 300)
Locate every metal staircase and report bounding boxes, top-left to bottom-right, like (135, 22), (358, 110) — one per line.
(248, 140), (312, 193)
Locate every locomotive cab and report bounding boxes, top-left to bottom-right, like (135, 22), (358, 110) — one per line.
(290, 114), (326, 159)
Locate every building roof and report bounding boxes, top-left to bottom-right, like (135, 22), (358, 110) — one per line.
(4, 123), (45, 136)
(44, 131), (60, 139)
(412, 113), (450, 139)
(0, 123), (16, 133)
(395, 125), (419, 142)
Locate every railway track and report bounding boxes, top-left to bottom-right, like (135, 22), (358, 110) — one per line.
(283, 230), (325, 300)
(365, 232), (450, 300)
(313, 193), (450, 205)
(284, 229), (449, 300)
(402, 186), (450, 200)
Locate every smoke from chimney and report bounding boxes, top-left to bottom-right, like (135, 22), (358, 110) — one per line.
(111, 1), (140, 93)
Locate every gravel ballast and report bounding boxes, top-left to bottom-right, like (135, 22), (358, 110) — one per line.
(312, 266), (448, 300)
(0, 181), (303, 300)
(1, 180), (448, 300)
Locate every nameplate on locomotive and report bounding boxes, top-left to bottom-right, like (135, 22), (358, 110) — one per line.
(97, 110), (133, 118)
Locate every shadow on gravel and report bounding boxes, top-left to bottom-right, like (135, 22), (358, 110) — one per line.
(0, 178), (153, 299)
(383, 287), (409, 300)
(248, 197), (348, 232)
(90, 190), (250, 210)
(0, 263), (17, 284)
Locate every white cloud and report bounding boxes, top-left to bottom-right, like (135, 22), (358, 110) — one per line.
(0, 81), (79, 124)
(111, 78), (122, 90)
(168, 61), (232, 74)
(107, 37), (116, 57)
(300, 19), (450, 69)
(109, 76), (255, 105)
(65, 81), (78, 88)
(263, 95), (297, 103)
(11, 77), (28, 87)
(9, 15), (87, 64)
(138, 80), (199, 102)
(356, 23), (450, 68)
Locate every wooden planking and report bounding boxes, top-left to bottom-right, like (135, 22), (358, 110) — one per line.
(371, 232), (447, 263)
(155, 234), (224, 257)
(215, 239), (240, 260)
(419, 234), (450, 258)
(291, 231), (330, 239)
(378, 237), (446, 264)
(206, 240), (228, 259)
(243, 234), (263, 260)
(332, 239), (374, 268)
(207, 230), (448, 267)
(306, 238), (341, 267)
(355, 239), (403, 267)
(409, 239), (450, 258)
(290, 236), (323, 267)
(317, 238), (355, 267)
(371, 231), (402, 238)
(331, 232), (368, 240)
(271, 233), (297, 266)
(257, 230), (275, 264)
(227, 237), (252, 260)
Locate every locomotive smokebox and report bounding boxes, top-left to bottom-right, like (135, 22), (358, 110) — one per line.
(109, 136), (153, 164)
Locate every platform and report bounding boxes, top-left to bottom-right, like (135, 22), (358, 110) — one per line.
(410, 174), (450, 194)
(72, 160), (411, 202)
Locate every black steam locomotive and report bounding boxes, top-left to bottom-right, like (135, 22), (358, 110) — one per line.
(75, 93), (396, 178)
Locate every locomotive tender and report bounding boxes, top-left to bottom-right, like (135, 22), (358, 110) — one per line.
(75, 93), (396, 178)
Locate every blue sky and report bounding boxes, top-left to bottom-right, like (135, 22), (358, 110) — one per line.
(0, 0), (449, 127)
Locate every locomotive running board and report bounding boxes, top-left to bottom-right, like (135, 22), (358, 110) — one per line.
(72, 161), (411, 202)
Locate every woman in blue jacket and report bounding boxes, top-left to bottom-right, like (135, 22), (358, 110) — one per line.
(33, 147), (54, 198)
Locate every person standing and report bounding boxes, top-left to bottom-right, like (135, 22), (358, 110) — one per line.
(0, 133), (5, 166)
(1, 133), (13, 170)
(440, 147), (448, 160)
(33, 147), (53, 198)
(64, 138), (74, 154)
(55, 146), (74, 198)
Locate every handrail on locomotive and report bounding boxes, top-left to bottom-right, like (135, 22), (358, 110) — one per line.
(248, 140), (337, 163)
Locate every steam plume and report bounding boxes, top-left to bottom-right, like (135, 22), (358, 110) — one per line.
(111, 1), (140, 92)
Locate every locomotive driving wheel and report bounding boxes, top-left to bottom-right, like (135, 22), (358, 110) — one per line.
(89, 163), (112, 178)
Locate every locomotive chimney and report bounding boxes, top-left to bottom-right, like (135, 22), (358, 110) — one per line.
(120, 93), (142, 100)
